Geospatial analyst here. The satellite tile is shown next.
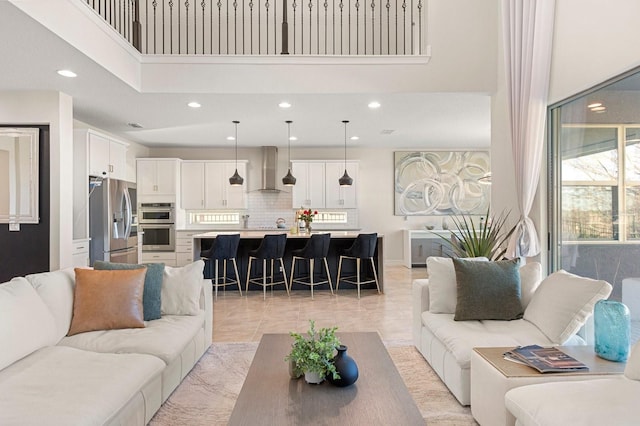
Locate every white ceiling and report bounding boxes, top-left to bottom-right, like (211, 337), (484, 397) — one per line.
(0, 2), (491, 149)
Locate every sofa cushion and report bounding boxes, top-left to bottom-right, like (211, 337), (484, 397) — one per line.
(453, 258), (523, 321)
(25, 268), (76, 342)
(0, 278), (57, 370)
(505, 378), (637, 426)
(625, 341), (640, 380)
(524, 270), (612, 344)
(94, 260), (165, 321)
(60, 311), (205, 364)
(0, 345), (164, 426)
(519, 261), (542, 309)
(421, 311), (556, 368)
(427, 256), (488, 313)
(162, 260), (205, 316)
(68, 268), (147, 336)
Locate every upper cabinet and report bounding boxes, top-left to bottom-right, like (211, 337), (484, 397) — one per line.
(325, 161), (358, 208)
(292, 162), (325, 209)
(137, 158), (180, 202)
(181, 161), (247, 210)
(76, 129), (128, 181)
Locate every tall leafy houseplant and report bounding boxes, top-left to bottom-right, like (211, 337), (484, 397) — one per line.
(285, 320), (341, 384)
(437, 209), (517, 261)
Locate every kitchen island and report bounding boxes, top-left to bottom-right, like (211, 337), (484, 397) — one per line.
(192, 231), (384, 293)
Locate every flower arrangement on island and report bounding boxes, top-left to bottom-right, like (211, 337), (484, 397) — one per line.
(298, 208), (318, 223)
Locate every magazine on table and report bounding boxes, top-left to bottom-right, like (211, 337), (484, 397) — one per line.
(503, 345), (589, 373)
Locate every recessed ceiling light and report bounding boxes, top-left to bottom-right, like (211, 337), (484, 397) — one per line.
(279, 101), (292, 108)
(591, 106), (607, 112)
(57, 69), (77, 78)
(350, 136), (359, 140)
(289, 136), (298, 141)
(226, 136), (235, 141)
(187, 102), (201, 108)
(368, 101), (381, 109)
(587, 102), (603, 108)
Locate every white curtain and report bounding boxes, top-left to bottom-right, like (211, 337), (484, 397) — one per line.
(502, 0), (556, 258)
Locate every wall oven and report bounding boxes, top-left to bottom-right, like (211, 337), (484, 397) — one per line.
(139, 203), (175, 251)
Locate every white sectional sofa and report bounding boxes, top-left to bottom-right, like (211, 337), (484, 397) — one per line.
(0, 264), (212, 425)
(505, 341), (640, 426)
(412, 257), (612, 406)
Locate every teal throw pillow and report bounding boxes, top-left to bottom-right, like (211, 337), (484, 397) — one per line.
(93, 261), (165, 321)
(452, 258), (523, 321)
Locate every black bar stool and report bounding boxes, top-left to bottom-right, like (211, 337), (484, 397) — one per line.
(336, 233), (381, 298)
(245, 234), (289, 300)
(289, 233), (333, 299)
(201, 233), (242, 300)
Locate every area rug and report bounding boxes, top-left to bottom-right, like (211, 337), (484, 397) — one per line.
(149, 342), (476, 425)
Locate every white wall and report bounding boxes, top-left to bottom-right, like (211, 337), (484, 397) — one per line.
(549, 0), (640, 104)
(0, 90), (74, 270)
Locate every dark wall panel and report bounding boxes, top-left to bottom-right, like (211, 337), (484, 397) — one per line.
(0, 125), (50, 282)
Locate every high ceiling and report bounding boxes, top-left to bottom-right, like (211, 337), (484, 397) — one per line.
(0, 2), (491, 149)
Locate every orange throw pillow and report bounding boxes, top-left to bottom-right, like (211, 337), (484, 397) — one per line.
(68, 268), (147, 336)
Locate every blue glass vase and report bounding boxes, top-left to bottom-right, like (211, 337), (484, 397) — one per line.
(594, 300), (630, 362)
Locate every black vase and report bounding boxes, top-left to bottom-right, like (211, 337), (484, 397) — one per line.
(328, 345), (359, 387)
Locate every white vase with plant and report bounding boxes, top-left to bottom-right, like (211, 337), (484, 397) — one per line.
(285, 320), (341, 384)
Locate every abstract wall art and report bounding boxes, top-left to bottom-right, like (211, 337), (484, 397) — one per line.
(394, 150), (490, 216)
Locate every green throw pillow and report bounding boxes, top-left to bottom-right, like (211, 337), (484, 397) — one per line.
(93, 261), (165, 321)
(452, 258), (523, 321)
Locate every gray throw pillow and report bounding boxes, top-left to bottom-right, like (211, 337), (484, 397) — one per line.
(453, 258), (523, 321)
(93, 261), (165, 321)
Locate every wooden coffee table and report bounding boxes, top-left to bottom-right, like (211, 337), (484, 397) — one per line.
(228, 332), (425, 425)
(471, 346), (626, 426)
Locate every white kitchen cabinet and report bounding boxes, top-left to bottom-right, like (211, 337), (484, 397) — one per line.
(204, 162), (247, 209)
(137, 159), (180, 202)
(325, 161), (358, 208)
(180, 161), (247, 210)
(78, 129), (128, 180)
(142, 252), (177, 267)
(181, 162), (205, 209)
(291, 162), (325, 209)
(175, 230), (200, 266)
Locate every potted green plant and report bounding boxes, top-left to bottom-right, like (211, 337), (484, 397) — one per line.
(435, 209), (517, 260)
(285, 320), (341, 384)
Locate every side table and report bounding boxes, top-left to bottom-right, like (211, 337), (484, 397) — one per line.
(470, 346), (625, 426)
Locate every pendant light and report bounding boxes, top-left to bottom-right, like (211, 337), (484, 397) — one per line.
(229, 120), (244, 186)
(339, 120), (353, 186)
(282, 120), (297, 186)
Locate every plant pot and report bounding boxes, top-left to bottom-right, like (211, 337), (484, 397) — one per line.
(304, 371), (324, 384)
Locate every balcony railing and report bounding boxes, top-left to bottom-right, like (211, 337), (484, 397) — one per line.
(84, 0), (426, 55)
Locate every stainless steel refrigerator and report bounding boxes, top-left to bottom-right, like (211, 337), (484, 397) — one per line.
(89, 178), (138, 265)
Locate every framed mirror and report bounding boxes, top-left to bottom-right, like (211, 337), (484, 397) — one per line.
(0, 128), (39, 224)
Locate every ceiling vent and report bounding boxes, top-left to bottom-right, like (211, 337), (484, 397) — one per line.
(380, 129), (395, 135)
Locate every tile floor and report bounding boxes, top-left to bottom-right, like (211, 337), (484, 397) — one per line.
(212, 264), (428, 343)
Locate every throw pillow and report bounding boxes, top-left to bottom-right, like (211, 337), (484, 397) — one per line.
(524, 270), (612, 344)
(453, 258), (524, 321)
(519, 261), (542, 310)
(161, 260), (205, 316)
(427, 256), (488, 313)
(93, 261), (165, 321)
(0, 277), (57, 371)
(67, 268), (146, 336)
(624, 341), (640, 380)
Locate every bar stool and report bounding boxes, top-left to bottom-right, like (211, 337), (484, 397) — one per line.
(201, 233), (242, 300)
(246, 234), (289, 300)
(336, 233), (381, 299)
(289, 233), (333, 299)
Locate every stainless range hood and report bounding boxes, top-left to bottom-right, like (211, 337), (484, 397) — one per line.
(259, 146), (281, 192)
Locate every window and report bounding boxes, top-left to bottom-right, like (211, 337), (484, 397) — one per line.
(549, 68), (640, 310)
